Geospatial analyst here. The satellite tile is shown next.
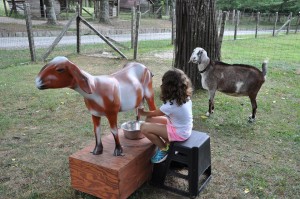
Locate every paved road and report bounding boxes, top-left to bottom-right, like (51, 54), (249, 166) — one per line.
(0, 30), (274, 50)
(0, 32), (172, 49)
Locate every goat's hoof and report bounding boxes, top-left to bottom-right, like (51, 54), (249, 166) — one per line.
(92, 149), (103, 155)
(114, 147), (124, 156)
(205, 112), (211, 117)
(248, 117), (255, 123)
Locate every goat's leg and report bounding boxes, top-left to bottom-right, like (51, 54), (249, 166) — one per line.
(206, 90), (216, 117)
(145, 95), (157, 111)
(92, 115), (103, 155)
(107, 113), (123, 156)
(249, 95), (257, 123)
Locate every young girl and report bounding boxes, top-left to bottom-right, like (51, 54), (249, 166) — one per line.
(138, 68), (193, 163)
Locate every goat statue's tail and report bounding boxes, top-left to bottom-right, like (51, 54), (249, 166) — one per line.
(262, 60), (268, 80)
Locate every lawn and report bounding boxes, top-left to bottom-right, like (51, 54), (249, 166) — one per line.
(0, 34), (299, 199)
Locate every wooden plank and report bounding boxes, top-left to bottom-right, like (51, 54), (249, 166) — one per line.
(24, 3), (36, 62)
(79, 16), (128, 59)
(69, 131), (155, 199)
(42, 13), (77, 61)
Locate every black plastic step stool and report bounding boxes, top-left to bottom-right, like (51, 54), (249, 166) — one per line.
(151, 131), (211, 197)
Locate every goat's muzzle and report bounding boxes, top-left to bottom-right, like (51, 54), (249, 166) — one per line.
(35, 77), (47, 90)
(37, 85), (47, 90)
(189, 57), (200, 64)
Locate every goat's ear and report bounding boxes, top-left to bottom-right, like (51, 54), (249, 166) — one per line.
(67, 61), (92, 94)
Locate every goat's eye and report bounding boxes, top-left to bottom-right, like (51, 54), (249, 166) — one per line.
(56, 68), (65, 73)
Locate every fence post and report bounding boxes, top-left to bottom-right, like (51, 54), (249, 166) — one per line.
(255, 12), (260, 38)
(217, 10), (222, 28)
(232, 9), (235, 24)
(218, 11), (227, 54)
(76, 4), (80, 54)
(66, 0), (69, 19)
(286, 12), (292, 35)
(295, 12), (300, 34)
(133, 11), (141, 60)
(250, 12), (254, 22)
(273, 12), (278, 36)
(131, 7), (136, 49)
(234, 10), (240, 40)
(23, 3), (36, 62)
(171, 8), (176, 45)
(43, 4), (46, 20)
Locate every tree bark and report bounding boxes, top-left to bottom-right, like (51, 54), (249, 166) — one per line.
(174, 0), (220, 90)
(44, 0), (57, 25)
(99, 0), (110, 24)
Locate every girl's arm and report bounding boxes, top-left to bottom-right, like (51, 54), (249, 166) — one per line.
(138, 107), (165, 118)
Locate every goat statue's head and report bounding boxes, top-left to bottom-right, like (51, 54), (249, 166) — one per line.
(35, 56), (92, 94)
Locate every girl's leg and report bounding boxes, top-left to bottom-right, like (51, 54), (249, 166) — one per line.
(140, 122), (169, 150)
(145, 116), (168, 124)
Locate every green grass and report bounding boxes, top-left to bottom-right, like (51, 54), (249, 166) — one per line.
(0, 35), (300, 198)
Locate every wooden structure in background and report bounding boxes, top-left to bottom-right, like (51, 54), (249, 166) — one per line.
(69, 132), (155, 199)
(4, 0), (61, 17)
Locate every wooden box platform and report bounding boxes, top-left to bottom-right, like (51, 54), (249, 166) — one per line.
(69, 131), (155, 199)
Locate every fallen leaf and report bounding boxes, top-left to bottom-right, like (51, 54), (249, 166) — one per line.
(201, 115), (208, 119)
(244, 188), (250, 193)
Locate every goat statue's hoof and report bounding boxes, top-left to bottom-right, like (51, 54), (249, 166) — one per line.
(248, 116), (256, 123)
(92, 146), (103, 155)
(113, 147), (124, 156)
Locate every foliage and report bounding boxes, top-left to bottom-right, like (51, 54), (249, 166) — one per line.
(216, 0), (300, 13)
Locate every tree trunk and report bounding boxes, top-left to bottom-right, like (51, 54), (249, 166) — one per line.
(174, 0), (220, 90)
(44, 0), (57, 25)
(99, 0), (110, 24)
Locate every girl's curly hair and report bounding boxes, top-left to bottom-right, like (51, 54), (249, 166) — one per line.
(160, 68), (193, 106)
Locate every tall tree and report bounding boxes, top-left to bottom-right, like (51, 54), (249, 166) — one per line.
(44, 0), (57, 25)
(174, 0), (220, 90)
(99, 0), (110, 23)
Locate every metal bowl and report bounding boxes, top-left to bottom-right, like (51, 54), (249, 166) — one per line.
(121, 121), (145, 140)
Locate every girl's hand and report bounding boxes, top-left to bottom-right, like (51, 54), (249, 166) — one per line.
(138, 107), (145, 116)
(138, 107), (164, 118)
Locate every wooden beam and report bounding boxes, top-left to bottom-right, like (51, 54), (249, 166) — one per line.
(275, 17), (295, 36)
(105, 36), (130, 50)
(79, 16), (128, 59)
(24, 3), (36, 62)
(82, 7), (92, 16)
(42, 14), (77, 61)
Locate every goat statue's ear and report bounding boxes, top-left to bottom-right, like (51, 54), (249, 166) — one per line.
(67, 61), (92, 94)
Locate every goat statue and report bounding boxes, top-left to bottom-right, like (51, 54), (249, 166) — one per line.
(35, 56), (156, 156)
(189, 47), (267, 122)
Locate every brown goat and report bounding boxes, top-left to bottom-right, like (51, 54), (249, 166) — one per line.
(189, 47), (267, 122)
